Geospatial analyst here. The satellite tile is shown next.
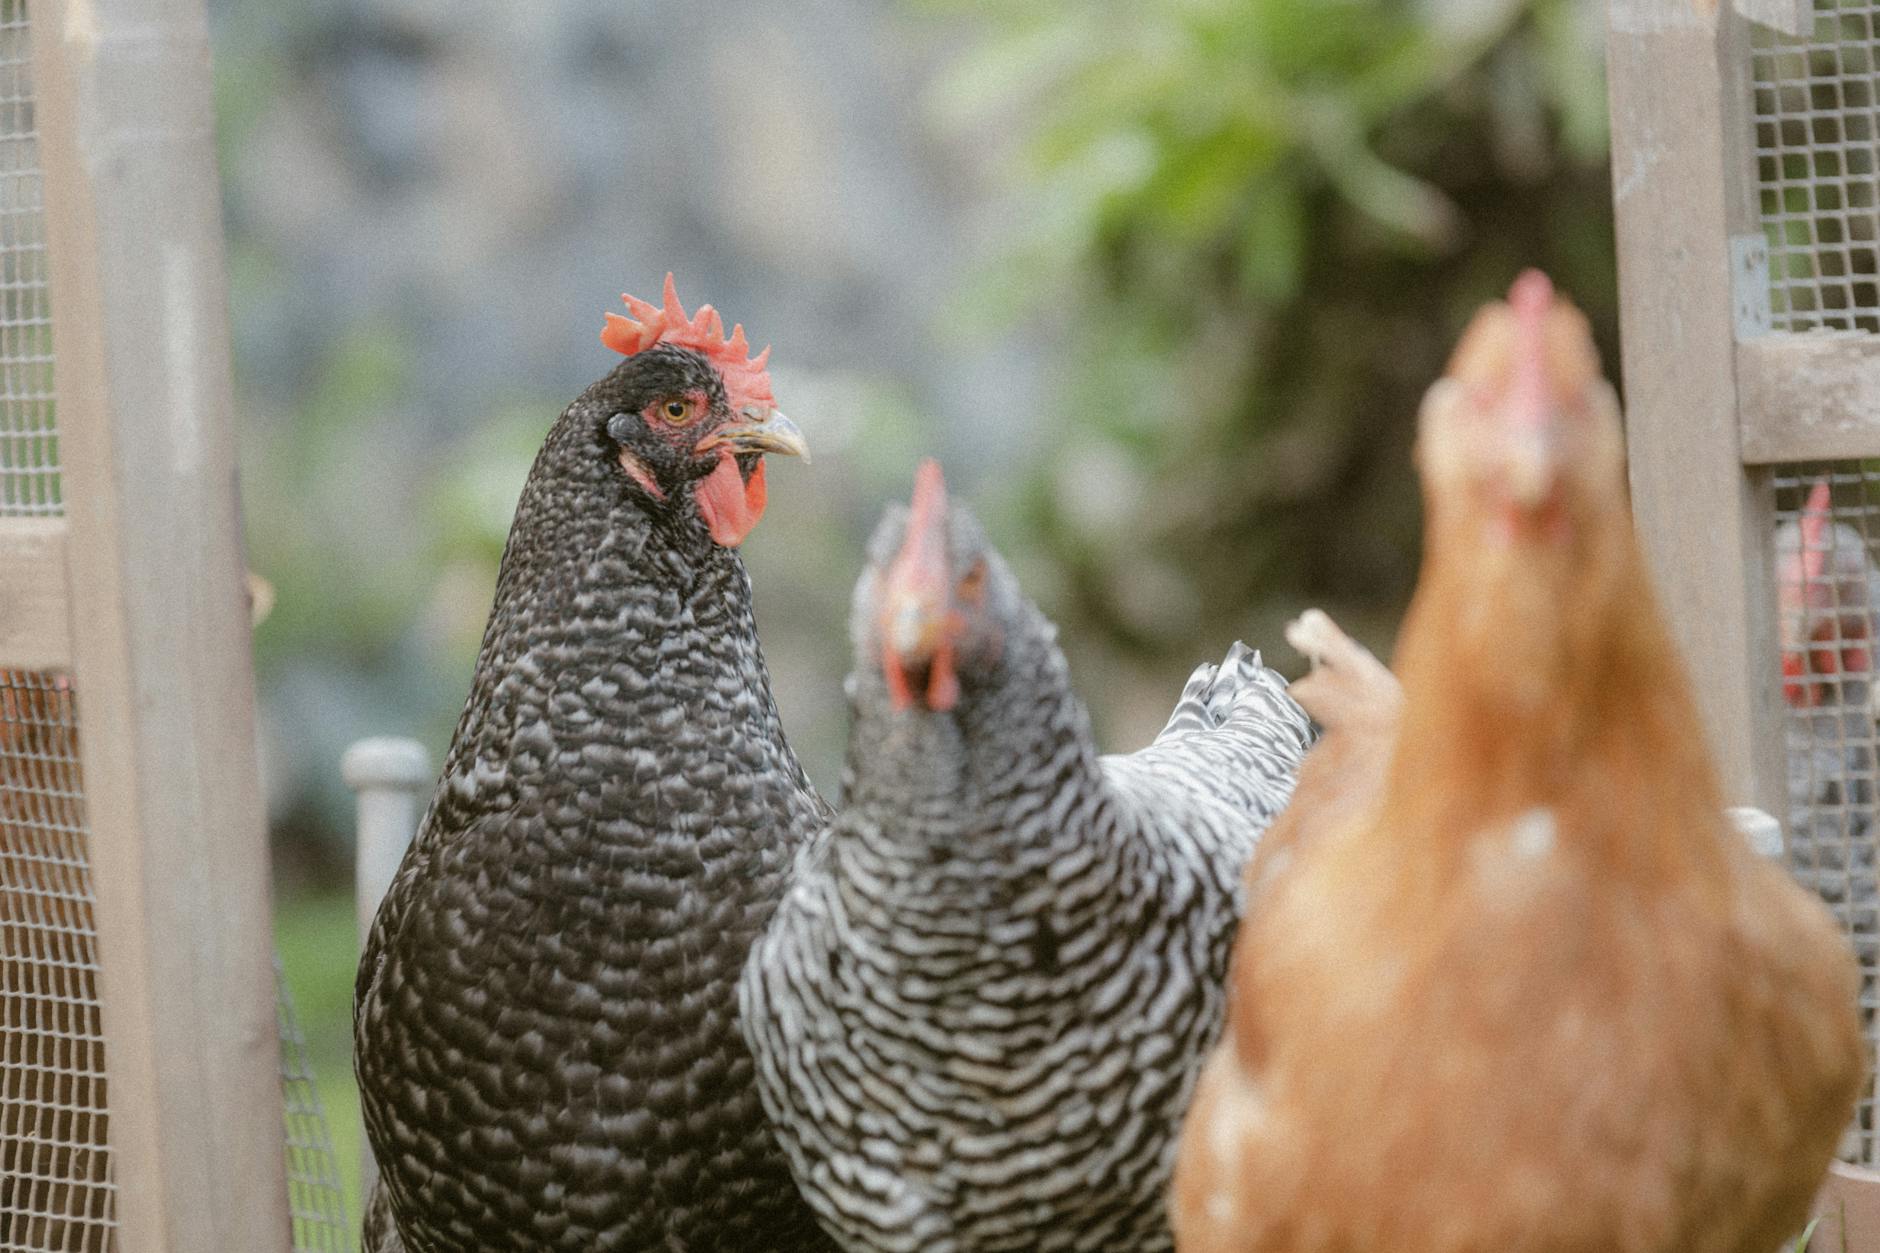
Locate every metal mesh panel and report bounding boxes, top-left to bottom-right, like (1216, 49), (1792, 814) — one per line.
(277, 965), (352, 1253)
(0, 0), (55, 516)
(1752, 0), (1880, 332)
(0, 5), (358, 1249)
(0, 671), (110, 1251)
(0, 5), (108, 1246)
(1773, 466), (1880, 1165)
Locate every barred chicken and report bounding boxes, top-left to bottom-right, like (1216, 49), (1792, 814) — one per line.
(742, 461), (1313, 1252)
(354, 278), (834, 1251)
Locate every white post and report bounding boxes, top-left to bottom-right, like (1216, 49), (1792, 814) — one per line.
(343, 737), (432, 948)
(341, 735), (432, 1203)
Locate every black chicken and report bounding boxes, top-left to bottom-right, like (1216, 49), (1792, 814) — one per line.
(354, 277), (834, 1251)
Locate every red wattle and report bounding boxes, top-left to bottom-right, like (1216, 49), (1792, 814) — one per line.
(926, 640), (960, 712)
(696, 452), (768, 547)
(882, 649), (915, 710)
(1782, 651), (1811, 708)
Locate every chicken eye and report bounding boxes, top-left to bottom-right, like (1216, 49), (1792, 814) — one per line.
(957, 559), (988, 605)
(657, 398), (697, 425)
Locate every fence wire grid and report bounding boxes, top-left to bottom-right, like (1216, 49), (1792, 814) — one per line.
(1773, 467), (1880, 1166)
(0, 671), (108, 1252)
(0, 0), (54, 518)
(278, 963), (351, 1252)
(0, 2), (354, 1249)
(1752, 0), (1880, 331)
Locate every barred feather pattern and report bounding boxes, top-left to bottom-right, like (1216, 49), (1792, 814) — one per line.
(743, 597), (1314, 1253)
(355, 358), (835, 1252)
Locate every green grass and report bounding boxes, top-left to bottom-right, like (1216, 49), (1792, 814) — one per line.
(1791, 1213), (1847, 1253)
(276, 889), (364, 1227)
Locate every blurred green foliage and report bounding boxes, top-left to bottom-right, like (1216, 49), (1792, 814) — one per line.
(230, 0), (1620, 875)
(927, 0), (1615, 661)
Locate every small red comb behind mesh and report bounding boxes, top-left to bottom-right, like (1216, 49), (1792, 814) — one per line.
(1801, 479), (1833, 584)
(601, 273), (775, 409)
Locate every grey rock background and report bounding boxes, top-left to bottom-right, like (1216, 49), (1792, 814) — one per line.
(210, 0), (1053, 874)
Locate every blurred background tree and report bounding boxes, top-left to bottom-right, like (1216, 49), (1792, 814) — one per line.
(220, 0), (1614, 1218)
(929, 0), (1615, 686)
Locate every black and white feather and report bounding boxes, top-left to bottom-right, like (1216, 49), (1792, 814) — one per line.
(741, 479), (1313, 1253)
(354, 346), (834, 1252)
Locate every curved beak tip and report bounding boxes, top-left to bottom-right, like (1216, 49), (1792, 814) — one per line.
(1502, 440), (1557, 508)
(761, 411), (811, 463)
(701, 408), (811, 462)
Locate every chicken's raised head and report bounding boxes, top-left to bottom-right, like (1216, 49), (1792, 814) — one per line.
(1776, 480), (1877, 709)
(1386, 269), (1649, 733)
(576, 274), (805, 548)
(1419, 269), (1623, 540)
(855, 460), (1015, 715)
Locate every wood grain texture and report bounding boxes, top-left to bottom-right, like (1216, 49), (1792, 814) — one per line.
(1738, 333), (1880, 463)
(1733, 0), (1812, 37)
(0, 518), (70, 671)
(1608, 0), (1788, 820)
(1810, 1160), (1880, 1247)
(29, 1), (292, 1249)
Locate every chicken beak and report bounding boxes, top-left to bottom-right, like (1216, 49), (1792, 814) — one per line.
(696, 407), (811, 462)
(1501, 428), (1559, 510)
(879, 459), (960, 712)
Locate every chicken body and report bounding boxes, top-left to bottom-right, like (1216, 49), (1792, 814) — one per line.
(742, 464), (1314, 1252)
(1171, 272), (1864, 1253)
(1776, 485), (1880, 972)
(354, 283), (835, 1251)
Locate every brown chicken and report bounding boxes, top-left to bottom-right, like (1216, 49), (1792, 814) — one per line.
(1170, 271), (1865, 1253)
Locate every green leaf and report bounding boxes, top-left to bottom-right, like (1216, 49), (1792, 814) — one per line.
(1237, 176), (1308, 301)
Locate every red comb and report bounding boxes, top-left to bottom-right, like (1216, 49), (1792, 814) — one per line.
(881, 459), (958, 713)
(1801, 479), (1833, 584)
(908, 459), (948, 535)
(601, 273), (775, 409)
(1506, 269), (1554, 431)
(1509, 268), (1554, 319)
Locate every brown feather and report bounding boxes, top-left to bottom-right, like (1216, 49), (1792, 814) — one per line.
(1171, 275), (1865, 1253)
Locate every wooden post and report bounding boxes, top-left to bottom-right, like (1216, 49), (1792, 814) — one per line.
(1608, 0), (1787, 821)
(1811, 1161), (1880, 1247)
(28, 1), (291, 1249)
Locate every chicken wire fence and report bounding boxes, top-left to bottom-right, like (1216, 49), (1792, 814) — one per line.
(1753, 0), (1880, 331)
(1773, 469), (1880, 1166)
(0, 675), (354, 1253)
(1748, 0), (1880, 1171)
(0, 671), (106, 1251)
(0, 0), (53, 516)
(278, 963), (351, 1253)
(0, 0), (352, 1248)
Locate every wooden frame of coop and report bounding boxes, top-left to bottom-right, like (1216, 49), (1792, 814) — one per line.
(1610, 0), (1880, 1239)
(0, 0), (338, 1249)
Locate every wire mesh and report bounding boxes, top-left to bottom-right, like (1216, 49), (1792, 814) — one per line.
(1751, 0), (1880, 332)
(0, 671), (110, 1251)
(277, 963), (352, 1253)
(0, 6), (112, 1246)
(0, 3), (355, 1248)
(1773, 466), (1880, 1166)
(0, 0), (55, 515)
